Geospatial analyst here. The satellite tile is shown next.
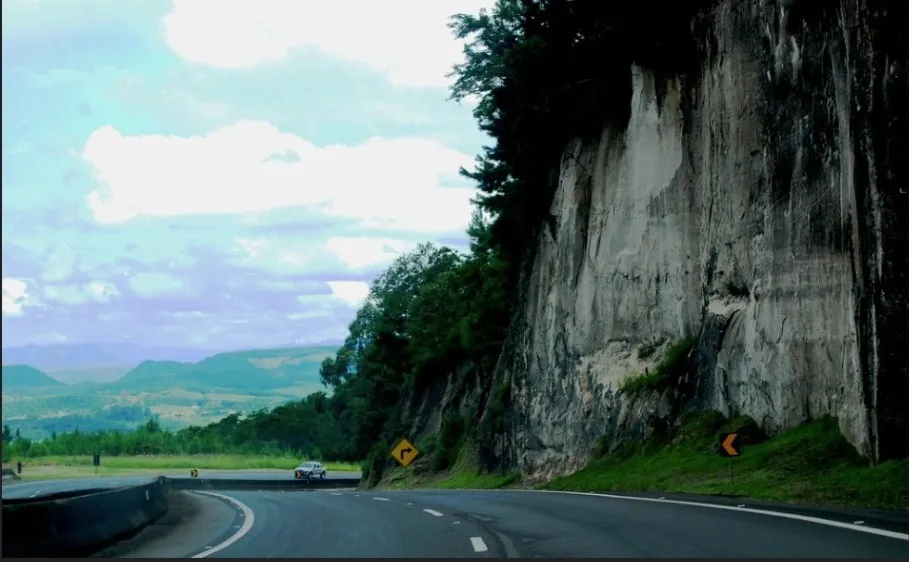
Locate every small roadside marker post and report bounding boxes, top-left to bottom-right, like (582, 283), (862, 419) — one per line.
(718, 432), (741, 486)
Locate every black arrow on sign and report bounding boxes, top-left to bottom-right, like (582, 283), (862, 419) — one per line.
(400, 447), (413, 460)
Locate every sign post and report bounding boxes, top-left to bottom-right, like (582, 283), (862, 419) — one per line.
(390, 438), (419, 468)
(93, 454), (100, 475)
(718, 432), (741, 485)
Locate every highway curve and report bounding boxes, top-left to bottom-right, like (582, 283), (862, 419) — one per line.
(179, 489), (908, 558)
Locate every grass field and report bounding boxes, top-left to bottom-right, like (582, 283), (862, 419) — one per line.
(7, 454), (361, 479)
(549, 414), (908, 510)
(378, 413), (908, 511)
(380, 468), (522, 490)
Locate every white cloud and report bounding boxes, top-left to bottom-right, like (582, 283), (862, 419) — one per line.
(41, 243), (78, 282)
(2, 278), (33, 316)
(41, 281), (119, 305)
(288, 281), (368, 319)
(327, 281), (370, 306)
(232, 236), (332, 274)
(42, 285), (82, 305)
(82, 121), (476, 234)
(171, 310), (206, 319)
(128, 272), (186, 297)
(325, 236), (420, 270)
(162, 0), (495, 88)
(292, 294), (344, 320)
(87, 280), (119, 302)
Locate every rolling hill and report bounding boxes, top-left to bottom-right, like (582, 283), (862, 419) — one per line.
(1, 365), (66, 388)
(112, 345), (337, 392)
(0, 343), (224, 371)
(1, 344), (341, 440)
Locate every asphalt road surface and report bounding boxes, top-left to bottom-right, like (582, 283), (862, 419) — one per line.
(1, 470), (362, 500)
(5, 477), (906, 557)
(153, 489), (907, 558)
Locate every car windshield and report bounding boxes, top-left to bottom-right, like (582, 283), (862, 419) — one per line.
(301, 462), (315, 468)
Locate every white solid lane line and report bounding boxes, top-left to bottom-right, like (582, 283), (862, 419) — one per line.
(470, 537), (488, 553)
(191, 491), (255, 558)
(423, 509), (444, 517)
(526, 490), (909, 542)
(372, 497), (390, 501)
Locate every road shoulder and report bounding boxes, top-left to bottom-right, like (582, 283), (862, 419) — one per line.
(569, 490), (909, 535)
(91, 489), (243, 558)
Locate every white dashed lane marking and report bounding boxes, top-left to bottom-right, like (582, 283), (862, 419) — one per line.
(470, 537), (488, 552)
(331, 494), (494, 555)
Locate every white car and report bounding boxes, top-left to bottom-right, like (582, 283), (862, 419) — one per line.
(294, 461), (327, 480)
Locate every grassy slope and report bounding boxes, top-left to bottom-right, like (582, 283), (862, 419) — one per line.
(545, 415), (907, 510)
(378, 413), (908, 510)
(1, 364), (66, 388)
(10, 454), (360, 478)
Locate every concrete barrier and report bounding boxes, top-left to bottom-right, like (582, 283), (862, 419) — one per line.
(2, 487), (112, 505)
(167, 476), (361, 491)
(1, 467), (20, 482)
(2, 477), (170, 557)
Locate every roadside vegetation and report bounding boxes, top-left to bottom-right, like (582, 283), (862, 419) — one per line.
(382, 414), (907, 511)
(381, 469), (522, 491)
(618, 338), (697, 393)
(1, 401), (360, 465)
(547, 414), (909, 510)
(4, 455), (359, 480)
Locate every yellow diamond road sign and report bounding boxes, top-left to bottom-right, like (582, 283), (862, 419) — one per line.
(391, 438), (419, 467)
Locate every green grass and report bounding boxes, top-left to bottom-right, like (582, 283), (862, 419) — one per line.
(619, 338), (696, 393)
(369, 412), (908, 511)
(380, 467), (521, 490)
(544, 413), (909, 510)
(428, 471), (521, 489)
(10, 454), (361, 473)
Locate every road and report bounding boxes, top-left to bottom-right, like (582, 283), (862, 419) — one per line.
(168, 489), (907, 558)
(4, 478), (907, 557)
(0, 470), (362, 500)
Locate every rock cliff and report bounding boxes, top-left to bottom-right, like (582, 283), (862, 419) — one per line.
(478, 0), (908, 482)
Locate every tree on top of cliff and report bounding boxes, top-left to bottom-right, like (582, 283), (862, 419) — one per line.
(448, 0), (710, 281)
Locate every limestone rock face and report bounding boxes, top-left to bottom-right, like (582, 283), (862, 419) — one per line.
(489, 0), (907, 482)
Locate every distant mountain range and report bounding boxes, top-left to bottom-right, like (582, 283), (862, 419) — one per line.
(0, 340), (344, 383)
(1, 364), (66, 388)
(1, 342), (344, 439)
(2, 344), (340, 392)
(1, 343), (219, 371)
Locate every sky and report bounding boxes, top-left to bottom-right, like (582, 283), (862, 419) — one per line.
(1, 0), (494, 350)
